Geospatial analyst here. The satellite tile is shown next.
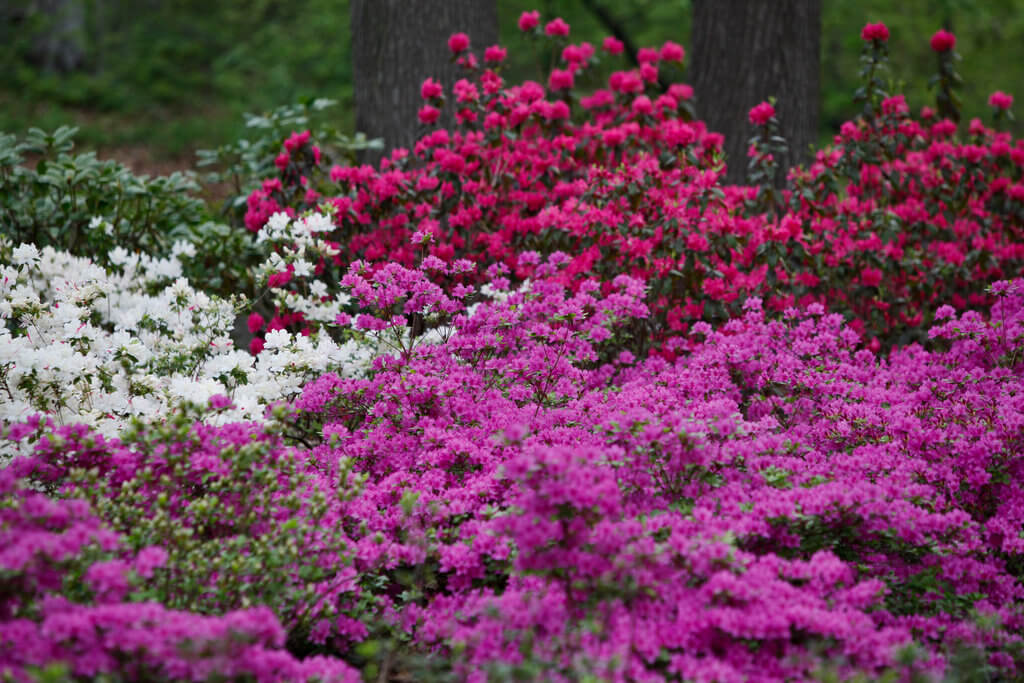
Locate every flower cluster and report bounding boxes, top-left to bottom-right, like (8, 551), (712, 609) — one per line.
(0, 448), (361, 681)
(0, 235), (382, 441)
(282, 274), (1024, 678)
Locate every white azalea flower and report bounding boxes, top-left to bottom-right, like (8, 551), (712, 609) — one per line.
(11, 244), (40, 267)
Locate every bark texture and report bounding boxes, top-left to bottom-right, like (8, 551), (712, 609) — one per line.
(350, 0), (497, 165)
(4, 0), (89, 73)
(33, 0), (88, 73)
(690, 0), (821, 185)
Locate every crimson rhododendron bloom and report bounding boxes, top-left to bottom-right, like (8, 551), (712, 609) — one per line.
(602, 36), (624, 54)
(420, 77), (443, 100)
(637, 47), (659, 64)
(418, 105), (441, 125)
(669, 83), (693, 100)
(631, 95), (653, 116)
(930, 29), (956, 52)
(861, 267), (883, 287)
(544, 17), (570, 37)
(660, 40), (685, 62)
(860, 22), (889, 42)
(447, 32), (470, 54)
(881, 94), (909, 116)
(484, 44), (507, 63)
(561, 44), (589, 66)
(749, 101), (775, 125)
(247, 312), (265, 334)
(518, 10), (539, 31)
(548, 68), (574, 91)
(282, 129), (310, 152)
(990, 91), (1014, 110)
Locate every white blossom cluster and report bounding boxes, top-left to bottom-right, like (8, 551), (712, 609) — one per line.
(0, 234), (377, 443)
(257, 210), (352, 325)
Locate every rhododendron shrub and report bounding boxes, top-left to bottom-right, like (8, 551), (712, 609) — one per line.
(244, 18), (1022, 353)
(0, 445), (361, 682)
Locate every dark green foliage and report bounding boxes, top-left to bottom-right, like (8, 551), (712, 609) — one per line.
(3, 0), (1022, 159)
(0, 0), (357, 153)
(0, 126), (206, 261)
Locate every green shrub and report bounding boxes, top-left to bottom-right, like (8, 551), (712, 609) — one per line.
(0, 125), (206, 261)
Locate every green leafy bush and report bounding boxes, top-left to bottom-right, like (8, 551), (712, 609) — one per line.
(0, 125), (206, 261)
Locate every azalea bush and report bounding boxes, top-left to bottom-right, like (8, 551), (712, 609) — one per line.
(5, 262), (1024, 679)
(0, 125), (264, 298)
(2, 11), (1024, 683)
(0, 440), (362, 682)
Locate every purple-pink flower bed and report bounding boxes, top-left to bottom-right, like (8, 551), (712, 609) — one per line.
(4, 11), (1024, 683)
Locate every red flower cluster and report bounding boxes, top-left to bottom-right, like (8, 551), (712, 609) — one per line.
(420, 77), (442, 100)
(660, 40), (685, 62)
(748, 101), (775, 126)
(518, 10), (540, 32)
(990, 90), (1014, 110)
(544, 17), (570, 38)
(930, 28), (956, 52)
(447, 32), (470, 55)
(547, 68), (574, 91)
(484, 44), (507, 64)
(860, 22), (890, 42)
(602, 36), (624, 55)
(247, 11), (1024, 362)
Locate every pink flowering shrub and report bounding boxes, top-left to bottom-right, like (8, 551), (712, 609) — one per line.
(0, 448), (360, 682)
(5, 261), (1024, 680)
(285, 267), (1023, 678)
(5, 399), (370, 653)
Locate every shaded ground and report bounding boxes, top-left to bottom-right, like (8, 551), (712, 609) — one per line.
(94, 144), (234, 206)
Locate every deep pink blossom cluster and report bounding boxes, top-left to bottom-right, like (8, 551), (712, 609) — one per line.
(861, 22), (890, 42)
(276, 269), (1024, 678)
(244, 16), (1022, 355)
(930, 29), (957, 53)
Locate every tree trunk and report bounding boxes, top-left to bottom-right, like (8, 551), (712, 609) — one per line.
(690, 0), (820, 186)
(30, 0), (88, 73)
(350, 0), (498, 166)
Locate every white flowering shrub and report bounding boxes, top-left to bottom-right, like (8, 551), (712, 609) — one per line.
(0, 229), (380, 442)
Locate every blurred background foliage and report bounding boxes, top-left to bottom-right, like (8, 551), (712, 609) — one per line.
(0, 0), (1021, 166)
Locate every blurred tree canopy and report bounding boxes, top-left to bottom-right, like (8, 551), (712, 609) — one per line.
(1, 0), (1021, 158)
